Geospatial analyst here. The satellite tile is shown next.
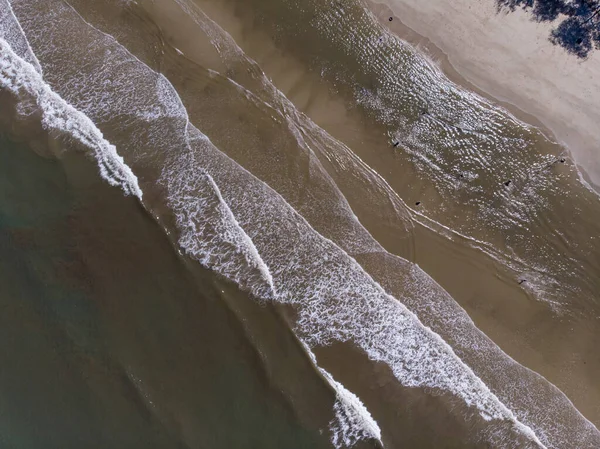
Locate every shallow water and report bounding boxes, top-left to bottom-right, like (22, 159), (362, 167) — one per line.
(1, 0), (599, 447)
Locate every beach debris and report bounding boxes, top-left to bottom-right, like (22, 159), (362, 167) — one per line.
(388, 17), (393, 22)
(415, 201), (421, 206)
(504, 180), (512, 187)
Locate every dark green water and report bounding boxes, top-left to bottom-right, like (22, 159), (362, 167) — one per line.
(0, 134), (336, 449)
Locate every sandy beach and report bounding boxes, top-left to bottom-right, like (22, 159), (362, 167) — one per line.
(368, 0), (600, 189)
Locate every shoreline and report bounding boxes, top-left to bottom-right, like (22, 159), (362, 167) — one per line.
(366, 0), (600, 191)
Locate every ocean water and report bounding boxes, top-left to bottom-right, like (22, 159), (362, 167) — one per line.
(1, 0), (599, 448)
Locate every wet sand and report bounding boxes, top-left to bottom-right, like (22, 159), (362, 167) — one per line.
(367, 0), (600, 190)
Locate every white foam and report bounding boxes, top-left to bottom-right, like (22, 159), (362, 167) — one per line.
(0, 37), (142, 199)
(0, 0), (41, 73)
(323, 370), (382, 448)
(326, 371), (382, 448)
(302, 342), (382, 448)
(163, 153), (276, 298)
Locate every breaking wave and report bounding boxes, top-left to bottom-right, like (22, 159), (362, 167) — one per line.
(0, 37), (142, 198)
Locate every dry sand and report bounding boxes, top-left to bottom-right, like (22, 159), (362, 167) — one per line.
(367, 0), (600, 189)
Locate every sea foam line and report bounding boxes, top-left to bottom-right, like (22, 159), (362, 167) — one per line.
(0, 37), (142, 199)
(158, 98), (546, 448)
